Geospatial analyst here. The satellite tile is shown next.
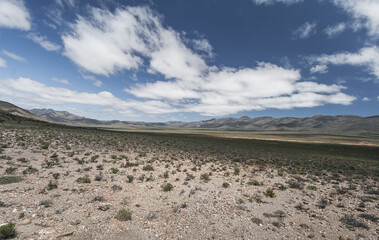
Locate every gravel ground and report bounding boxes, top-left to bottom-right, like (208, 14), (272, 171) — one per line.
(0, 127), (378, 240)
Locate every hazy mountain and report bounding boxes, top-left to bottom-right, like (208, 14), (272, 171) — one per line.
(179, 115), (379, 132)
(30, 107), (379, 133)
(0, 101), (375, 133)
(0, 101), (47, 122)
(30, 108), (168, 128)
(30, 108), (103, 125)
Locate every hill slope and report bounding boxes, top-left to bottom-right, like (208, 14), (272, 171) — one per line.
(0, 101), (47, 122)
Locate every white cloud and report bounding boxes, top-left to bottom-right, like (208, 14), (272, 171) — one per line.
(80, 73), (103, 87)
(0, 0), (31, 30)
(362, 97), (370, 101)
(126, 62), (355, 116)
(27, 33), (61, 52)
(324, 23), (347, 38)
(293, 22), (317, 39)
(0, 77), (145, 117)
(0, 57), (6, 67)
(52, 77), (69, 85)
(310, 64), (328, 74)
(60, 6), (355, 117)
(55, 0), (76, 8)
(192, 38), (214, 58)
(2, 50), (26, 62)
(332, 0), (379, 37)
(252, 0), (303, 5)
(93, 80), (103, 87)
(62, 7), (208, 78)
(310, 46), (379, 80)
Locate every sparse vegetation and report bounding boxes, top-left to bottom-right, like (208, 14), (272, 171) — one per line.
(340, 215), (369, 230)
(0, 222), (16, 239)
(76, 177), (91, 183)
(265, 188), (275, 198)
(0, 176), (23, 185)
(162, 183), (174, 192)
(116, 208), (132, 221)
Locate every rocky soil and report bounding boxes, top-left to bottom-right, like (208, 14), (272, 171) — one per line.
(0, 125), (378, 240)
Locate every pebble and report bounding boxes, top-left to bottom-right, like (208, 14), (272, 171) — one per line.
(18, 218), (32, 225)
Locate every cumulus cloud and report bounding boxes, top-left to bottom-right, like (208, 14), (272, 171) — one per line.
(27, 33), (61, 52)
(0, 77), (176, 117)
(252, 0), (303, 5)
(0, 0), (31, 30)
(293, 22), (317, 39)
(62, 7), (208, 78)
(310, 46), (379, 80)
(362, 97), (370, 101)
(2, 50), (26, 62)
(324, 23), (347, 38)
(0, 57), (6, 67)
(331, 0), (379, 37)
(126, 62), (355, 116)
(59, 6), (355, 116)
(310, 64), (328, 74)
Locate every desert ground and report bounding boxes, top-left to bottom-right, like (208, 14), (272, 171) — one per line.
(0, 117), (378, 239)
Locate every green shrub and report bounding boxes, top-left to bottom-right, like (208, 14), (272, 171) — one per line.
(251, 217), (263, 225)
(359, 213), (378, 222)
(162, 183), (174, 192)
(0, 222), (15, 239)
(200, 173), (210, 182)
(340, 215), (369, 230)
(265, 188), (275, 198)
(317, 198), (329, 209)
(41, 143), (49, 149)
(116, 208), (132, 221)
(22, 166), (38, 174)
(111, 168), (119, 174)
(5, 168), (16, 174)
(127, 175), (134, 183)
(53, 173), (60, 180)
(307, 185), (317, 191)
(17, 158), (27, 163)
(143, 165), (154, 171)
(76, 177), (91, 183)
(222, 182), (230, 188)
(0, 176), (23, 185)
(47, 181), (58, 190)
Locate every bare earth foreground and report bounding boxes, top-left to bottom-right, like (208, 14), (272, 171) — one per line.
(0, 117), (378, 239)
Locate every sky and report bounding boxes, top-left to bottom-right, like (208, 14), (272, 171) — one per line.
(0, 0), (378, 122)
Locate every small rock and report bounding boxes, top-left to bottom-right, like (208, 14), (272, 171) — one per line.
(98, 205), (110, 211)
(57, 231), (74, 238)
(39, 227), (56, 235)
(18, 212), (25, 219)
(18, 218), (32, 225)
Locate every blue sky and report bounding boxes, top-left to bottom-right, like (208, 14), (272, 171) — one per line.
(0, 0), (378, 121)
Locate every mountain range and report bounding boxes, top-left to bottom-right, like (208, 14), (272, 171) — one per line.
(0, 100), (378, 133)
(30, 107), (379, 133)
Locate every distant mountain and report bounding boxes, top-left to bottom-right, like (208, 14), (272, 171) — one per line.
(30, 108), (103, 125)
(0, 101), (47, 122)
(30, 107), (379, 133)
(178, 115), (379, 132)
(30, 108), (168, 128)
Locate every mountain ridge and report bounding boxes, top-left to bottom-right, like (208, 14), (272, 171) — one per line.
(29, 107), (379, 133)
